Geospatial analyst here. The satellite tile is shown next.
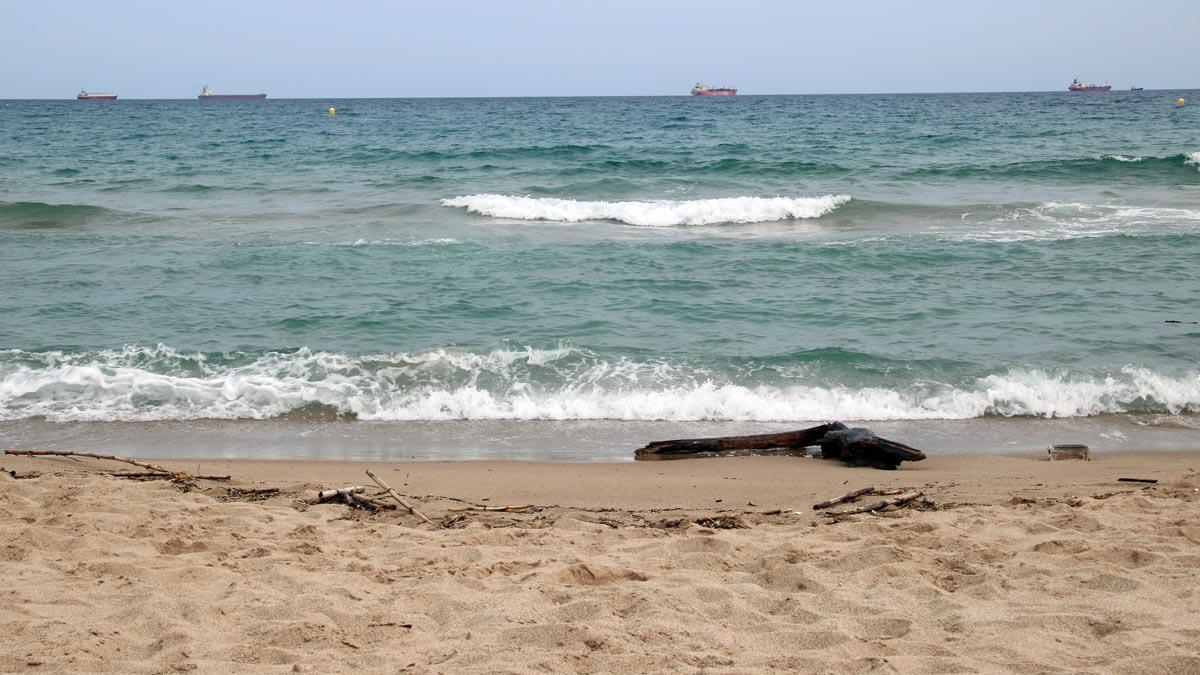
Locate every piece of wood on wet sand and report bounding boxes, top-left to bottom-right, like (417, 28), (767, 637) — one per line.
(634, 422), (846, 460)
(817, 428), (927, 470)
(634, 423), (927, 470)
(822, 490), (924, 517)
(366, 469), (440, 528)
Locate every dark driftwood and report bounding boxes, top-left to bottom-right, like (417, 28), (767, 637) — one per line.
(634, 422), (926, 470)
(818, 427), (927, 470)
(634, 422), (846, 460)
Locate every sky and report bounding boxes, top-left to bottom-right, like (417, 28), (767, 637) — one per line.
(1, 0), (1196, 98)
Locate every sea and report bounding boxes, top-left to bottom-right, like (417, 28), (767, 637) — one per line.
(2, 92), (1199, 461)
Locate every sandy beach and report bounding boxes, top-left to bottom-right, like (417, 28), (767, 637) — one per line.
(2, 450), (1198, 673)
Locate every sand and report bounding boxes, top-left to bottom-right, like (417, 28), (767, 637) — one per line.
(2, 451), (1199, 673)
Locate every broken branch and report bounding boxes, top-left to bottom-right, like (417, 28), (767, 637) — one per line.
(813, 486), (875, 510)
(823, 490), (923, 517)
(365, 469), (440, 528)
(5, 449), (177, 475)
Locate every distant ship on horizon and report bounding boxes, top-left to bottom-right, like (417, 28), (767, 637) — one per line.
(198, 85), (267, 100)
(77, 89), (117, 100)
(691, 83), (737, 96)
(1068, 78), (1110, 92)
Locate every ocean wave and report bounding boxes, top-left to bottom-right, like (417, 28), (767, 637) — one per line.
(301, 238), (464, 248)
(2, 345), (1197, 423)
(440, 194), (852, 227)
(0, 201), (141, 230)
(908, 153), (1200, 182)
(952, 201), (1200, 242)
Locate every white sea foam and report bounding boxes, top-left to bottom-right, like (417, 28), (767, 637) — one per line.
(3, 346), (1198, 423)
(302, 238), (463, 247)
(440, 194), (851, 227)
(1186, 151), (1200, 171)
(1101, 154), (1144, 162)
(957, 201), (1200, 242)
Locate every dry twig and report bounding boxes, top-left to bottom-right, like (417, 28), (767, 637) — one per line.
(5, 448), (180, 476)
(823, 490), (924, 517)
(366, 469), (439, 528)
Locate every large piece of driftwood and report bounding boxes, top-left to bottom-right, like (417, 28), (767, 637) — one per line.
(823, 490), (923, 517)
(5, 449), (176, 475)
(634, 422), (846, 460)
(813, 486), (875, 510)
(366, 469), (439, 528)
(634, 423), (926, 469)
(818, 428), (927, 470)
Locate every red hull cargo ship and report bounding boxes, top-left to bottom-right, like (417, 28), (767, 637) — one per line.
(198, 85), (267, 100)
(691, 83), (737, 96)
(1068, 78), (1110, 92)
(77, 89), (117, 100)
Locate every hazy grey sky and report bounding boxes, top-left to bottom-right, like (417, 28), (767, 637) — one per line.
(2, 0), (1196, 98)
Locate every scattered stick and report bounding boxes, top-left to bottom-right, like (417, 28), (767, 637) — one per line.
(1117, 477), (1157, 484)
(813, 486), (875, 510)
(348, 494), (397, 510)
(366, 469), (440, 528)
(5, 449), (177, 476)
(317, 486), (365, 502)
(111, 471), (231, 481)
(822, 490), (923, 517)
(447, 504), (536, 513)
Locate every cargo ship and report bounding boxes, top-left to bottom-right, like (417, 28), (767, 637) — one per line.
(198, 85), (267, 100)
(1068, 78), (1110, 92)
(77, 89), (117, 100)
(691, 83), (737, 96)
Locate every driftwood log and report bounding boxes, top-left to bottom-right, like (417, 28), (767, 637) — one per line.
(818, 428), (927, 470)
(635, 422), (846, 460)
(634, 422), (926, 470)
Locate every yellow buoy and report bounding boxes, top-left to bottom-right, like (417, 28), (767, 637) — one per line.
(328, 107), (336, 115)
(1177, 98), (1186, 107)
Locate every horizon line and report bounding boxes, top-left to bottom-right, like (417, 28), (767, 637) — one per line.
(4, 87), (1195, 101)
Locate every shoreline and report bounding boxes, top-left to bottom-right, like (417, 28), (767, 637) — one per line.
(5, 414), (1199, 463)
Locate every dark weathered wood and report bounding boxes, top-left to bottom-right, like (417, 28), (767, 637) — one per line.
(818, 428), (926, 470)
(1117, 477), (1157, 484)
(822, 490), (923, 517)
(634, 422), (846, 460)
(813, 486), (875, 510)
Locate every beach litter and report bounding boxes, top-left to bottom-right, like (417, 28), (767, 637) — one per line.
(1048, 444), (1090, 461)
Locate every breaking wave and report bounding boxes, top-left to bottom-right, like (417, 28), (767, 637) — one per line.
(2, 345), (1197, 423)
(440, 194), (852, 227)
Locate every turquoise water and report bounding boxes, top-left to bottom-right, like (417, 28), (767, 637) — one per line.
(1, 93), (1199, 424)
